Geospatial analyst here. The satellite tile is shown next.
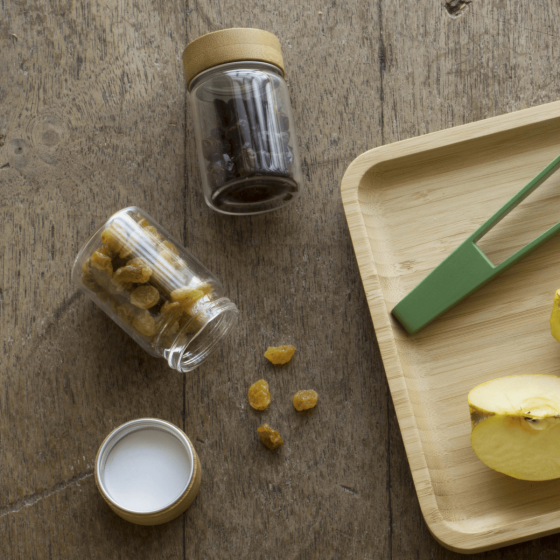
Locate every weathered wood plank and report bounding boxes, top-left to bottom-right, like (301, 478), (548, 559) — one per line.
(3, 0), (560, 557)
(0, 0), (188, 556)
(182, 160), (389, 559)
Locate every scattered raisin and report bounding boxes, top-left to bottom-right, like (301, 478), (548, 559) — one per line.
(257, 424), (283, 450)
(132, 309), (156, 337)
(248, 379), (271, 411)
(264, 345), (295, 365)
(130, 285), (160, 309)
(293, 390), (318, 411)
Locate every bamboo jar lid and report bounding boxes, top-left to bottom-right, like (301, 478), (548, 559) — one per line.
(182, 28), (285, 89)
(95, 419), (201, 525)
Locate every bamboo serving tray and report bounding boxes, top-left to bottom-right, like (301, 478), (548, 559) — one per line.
(341, 101), (560, 554)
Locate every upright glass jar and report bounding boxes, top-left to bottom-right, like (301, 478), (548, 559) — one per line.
(183, 28), (303, 216)
(72, 207), (238, 372)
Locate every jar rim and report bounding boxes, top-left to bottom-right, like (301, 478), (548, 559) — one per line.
(95, 418), (195, 516)
(165, 297), (238, 372)
(188, 60), (285, 94)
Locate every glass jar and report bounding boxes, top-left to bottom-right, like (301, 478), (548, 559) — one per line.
(71, 207), (238, 372)
(183, 28), (303, 215)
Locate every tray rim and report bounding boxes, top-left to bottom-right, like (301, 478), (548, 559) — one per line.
(340, 100), (560, 554)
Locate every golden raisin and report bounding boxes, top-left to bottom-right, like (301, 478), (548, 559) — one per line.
(293, 390), (319, 411)
(170, 286), (206, 309)
(198, 283), (213, 296)
(161, 301), (182, 316)
(81, 259), (98, 290)
(257, 424), (283, 450)
(143, 225), (161, 240)
(113, 258), (152, 284)
(154, 303), (183, 342)
(116, 303), (136, 323)
(86, 259), (124, 295)
(248, 379), (271, 411)
(127, 257), (146, 267)
(130, 285), (160, 309)
(264, 345), (295, 365)
(90, 250), (113, 276)
(132, 309), (156, 337)
(159, 240), (183, 268)
(101, 223), (133, 258)
(160, 240), (179, 255)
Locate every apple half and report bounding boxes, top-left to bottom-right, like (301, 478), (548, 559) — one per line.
(469, 375), (560, 480)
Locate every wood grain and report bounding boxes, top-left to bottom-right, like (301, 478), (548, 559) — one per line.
(1, 0), (560, 557)
(342, 101), (560, 553)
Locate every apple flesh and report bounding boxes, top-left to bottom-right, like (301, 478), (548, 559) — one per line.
(469, 375), (560, 481)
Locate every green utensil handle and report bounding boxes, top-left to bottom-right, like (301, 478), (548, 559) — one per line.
(392, 154), (560, 335)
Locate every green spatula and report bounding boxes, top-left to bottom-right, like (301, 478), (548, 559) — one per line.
(392, 154), (560, 335)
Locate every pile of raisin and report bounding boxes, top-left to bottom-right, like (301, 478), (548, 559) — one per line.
(80, 217), (214, 346)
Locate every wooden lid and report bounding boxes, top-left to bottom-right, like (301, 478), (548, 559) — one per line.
(182, 28), (284, 89)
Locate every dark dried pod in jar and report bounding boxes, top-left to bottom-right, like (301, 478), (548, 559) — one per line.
(222, 154), (235, 173)
(278, 112), (290, 132)
(207, 161), (228, 187)
(224, 124), (243, 153)
(213, 99), (233, 128)
(253, 130), (272, 154)
(256, 150), (272, 171)
(183, 29), (303, 214)
(234, 146), (258, 176)
(280, 132), (291, 153)
(210, 127), (226, 141)
(236, 118), (252, 145)
(284, 147), (294, 167)
(202, 137), (223, 161)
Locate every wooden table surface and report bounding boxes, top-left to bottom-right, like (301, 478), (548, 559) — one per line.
(2, 0), (560, 558)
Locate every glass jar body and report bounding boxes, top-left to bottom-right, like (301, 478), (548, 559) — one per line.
(189, 61), (303, 215)
(72, 207), (238, 372)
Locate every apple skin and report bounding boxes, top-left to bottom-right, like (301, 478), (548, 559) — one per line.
(551, 289), (560, 343)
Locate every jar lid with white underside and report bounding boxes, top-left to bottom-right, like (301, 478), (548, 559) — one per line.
(95, 418), (201, 525)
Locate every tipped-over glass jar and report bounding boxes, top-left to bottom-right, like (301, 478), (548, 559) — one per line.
(72, 207), (238, 372)
(183, 28), (303, 216)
